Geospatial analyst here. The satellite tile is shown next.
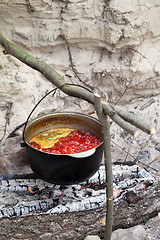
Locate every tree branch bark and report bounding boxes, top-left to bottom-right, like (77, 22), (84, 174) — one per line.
(0, 33), (156, 136)
(94, 93), (113, 240)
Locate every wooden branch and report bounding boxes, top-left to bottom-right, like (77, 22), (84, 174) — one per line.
(94, 93), (113, 240)
(0, 102), (12, 143)
(111, 105), (156, 135)
(0, 34), (155, 136)
(61, 34), (93, 90)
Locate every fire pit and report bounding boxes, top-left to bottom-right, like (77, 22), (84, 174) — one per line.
(0, 135), (159, 240)
(0, 163), (155, 218)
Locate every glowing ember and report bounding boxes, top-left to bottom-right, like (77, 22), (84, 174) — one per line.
(28, 188), (34, 194)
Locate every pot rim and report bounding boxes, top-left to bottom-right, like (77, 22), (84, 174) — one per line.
(26, 111), (101, 125)
(23, 111), (104, 158)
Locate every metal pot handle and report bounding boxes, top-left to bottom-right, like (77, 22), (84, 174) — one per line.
(22, 83), (93, 143)
(22, 86), (63, 143)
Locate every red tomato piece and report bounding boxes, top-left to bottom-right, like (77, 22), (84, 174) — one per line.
(29, 141), (41, 150)
(30, 131), (101, 154)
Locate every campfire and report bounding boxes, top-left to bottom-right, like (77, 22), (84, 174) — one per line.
(0, 163), (155, 218)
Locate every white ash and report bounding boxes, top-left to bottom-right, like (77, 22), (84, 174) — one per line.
(0, 164), (155, 218)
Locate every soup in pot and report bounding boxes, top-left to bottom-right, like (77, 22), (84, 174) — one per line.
(29, 127), (101, 154)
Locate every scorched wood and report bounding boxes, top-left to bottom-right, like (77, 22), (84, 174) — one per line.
(0, 182), (159, 240)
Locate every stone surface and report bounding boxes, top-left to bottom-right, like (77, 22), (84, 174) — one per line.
(84, 236), (101, 240)
(39, 233), (54, 240)
(111, 225), (147, 240)
(0, 136), (30, 176)
(144, 214), (160, 240)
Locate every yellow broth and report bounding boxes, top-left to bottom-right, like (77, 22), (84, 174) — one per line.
(29, 127), (75, 149)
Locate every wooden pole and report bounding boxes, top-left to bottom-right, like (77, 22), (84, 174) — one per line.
(94, 93), (113, 240)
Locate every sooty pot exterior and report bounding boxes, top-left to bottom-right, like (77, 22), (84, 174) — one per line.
(24, 112), (104, 185)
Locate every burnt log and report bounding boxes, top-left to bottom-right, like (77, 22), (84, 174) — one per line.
(0, 135), (159, 239)
(0, 181), (159, 239)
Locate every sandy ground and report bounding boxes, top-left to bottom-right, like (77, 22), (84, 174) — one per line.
(111, 95), (160, 178)
(112, 95), (160, 239)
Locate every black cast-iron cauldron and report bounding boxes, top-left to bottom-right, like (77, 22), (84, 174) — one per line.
(23, 112), (104, 185)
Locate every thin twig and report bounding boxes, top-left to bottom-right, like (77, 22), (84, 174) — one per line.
(114, 79), (133, 105)
(25, 0), (35, 13)
(129, 48), (147, 60)
(124, 135), (135, 161)
(61, 34), (93, 90)
(128, 75), (160, 89)
(0, 102), (13, 143)
(114, 46), (147, 105)
(140, 98), (155, 110)
(135, 135), (152, 160)
(146, 154), (160, 167)
(112, 139), (158, 172)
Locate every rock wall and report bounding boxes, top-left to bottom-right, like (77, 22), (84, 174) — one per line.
(0, 0), (160, 137)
